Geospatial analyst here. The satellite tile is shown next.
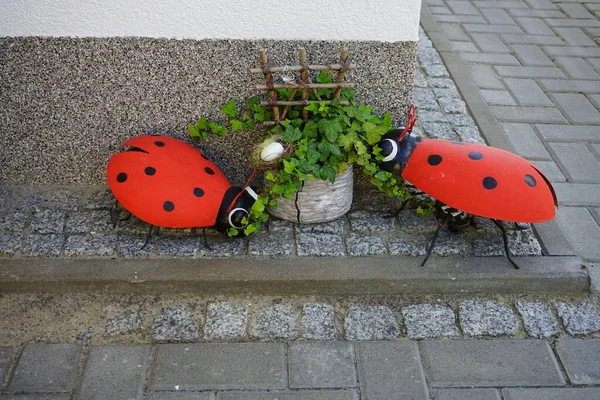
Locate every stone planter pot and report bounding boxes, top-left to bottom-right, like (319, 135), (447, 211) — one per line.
(268, 165), (353, 223)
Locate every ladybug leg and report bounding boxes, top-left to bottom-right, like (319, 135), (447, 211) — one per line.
(384, 191), (425, 219)
(491, 219), (519, 270)
(202, 228), (213, 251)
(421, 215), (448, 267)
(140, 225), (156, 251)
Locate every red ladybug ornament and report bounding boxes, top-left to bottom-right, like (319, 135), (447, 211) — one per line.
(377, 106), (557, 268)
(107, 135), (257, 237)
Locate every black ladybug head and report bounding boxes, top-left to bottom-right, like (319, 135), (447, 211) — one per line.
(377, 128), (421, 176)
(214, 186), (258, 234)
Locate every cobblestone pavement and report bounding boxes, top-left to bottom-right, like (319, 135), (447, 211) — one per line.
(0, 293), (599, 399)
(422, 0), (600, 262)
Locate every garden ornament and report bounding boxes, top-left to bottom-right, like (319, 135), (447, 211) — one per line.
(378, 105), (557, 268)
(107, 135), (257, 248)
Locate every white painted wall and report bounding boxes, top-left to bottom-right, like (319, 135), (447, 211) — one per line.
(0, 0), (421, 42)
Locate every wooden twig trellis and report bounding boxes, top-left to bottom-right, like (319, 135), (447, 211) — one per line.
(250, 48), (356, 126)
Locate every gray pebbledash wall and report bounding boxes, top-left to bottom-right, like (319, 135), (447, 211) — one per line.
(0, 38), (416, 185)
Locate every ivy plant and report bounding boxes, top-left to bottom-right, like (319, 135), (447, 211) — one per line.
(188, 71), (430, 236)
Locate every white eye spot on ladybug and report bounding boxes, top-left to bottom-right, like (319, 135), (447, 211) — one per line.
(260, 142), (284, 162)
(382, 139), (398, 162)
(228, 207), (249, 229)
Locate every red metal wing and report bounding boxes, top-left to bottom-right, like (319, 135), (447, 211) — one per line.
(107, 135), (231, 228)
(402, 139), (557, 223)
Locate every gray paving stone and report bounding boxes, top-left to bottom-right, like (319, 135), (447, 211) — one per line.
(85, 188), (115, 209)
(468, 64), (504, 89)
(549, 142), (600, 182)
(541, 78), (600, 92)
(440, 23), (470, 41)
(295, 218), (345, 234)
(589, 57), (600, 74)
(158, 236), (199, 257)
(0, 347), (12, 387)
(424, 122), (460, 140)
(423, 63), (450, 78)
(64, 233), (117, 256)
(455, 126), (486, 143)
(152, 305), (199, 343)
(296, 232), (345, 257)
(431, 232), (471, 256)
(536, 124), (600, 141)
(431, 389), (501, 400)
(435, 15), (487, 24)
(345, 233), (386, 256)
(463, 24), (524, 34)
(477, 1), (530, 9)
(75, 345), (149, 400)
(420, 339), (565, 387)
(555, 27), (597, 46)
(0, 211), (27, 231)
(503, 388), (600, 400)
(516, 301), (559, 338)
(413, 88), (440, 111)
(389, 236), (427, 256)
(459, 300), (519, 336)
(556, 339), (600, 384)
(402, 304), (459, 339)
(115, 212), (150, 234)
(0, 231), (24, 256)
(473, 235), (505, 256)
(481, 8), (517, 24)
(534, 160), (566, 182)
(249, 231), (293, 257)
(397, 210), (437, 231)
(434, 86), (461, 99)
(348, 211), (396, 232)
(430, 5), (452, 15)
(414, 69), (428, 87)
(9, 344), (81, 393)
(197, 237), (246, 258)
(205, 302), (247, 341)
(555, 302), (600, 335)
(439, 97), (467, 114)
(471, 33), (510, 53)
(496, 66), (566, 78)
(252, 303), (298, 339)
(508, 230), (543, 256)
(15, 191), (46, 212)
(288, 342), (356, 389)
(344, 304), (399, 340)
(427, 78), (457, 89)
(147, 393), (214, 400)
(421, 111), (449, 124)
(552, 93), (600, 124)
(105, 310), (142, 336)
(217, 391), (356, 400)
(31, 209), (66, 234)
(150, 343), (286, 390)
(302, 303), (335, 340)
(509, 9), (565, 18)
(450, 41), (480, 52)
(523, 0), (556, 10)
(516, 17), (555, 35)
(502, 33), (565, 45)
(481, 90), (517, 105)
(553, 183), (600, 207)
(447, 1), (481, 15)
(48, 188), (82, 210)
(559, 2), (595, 19)
(504, 78), (553, 106)
(66, 210), (113, 234)
(510, 44), (555, 66)
(355, 341), (428, 400)
(491, 106), (567, 123)
(446, 113), (476, 127)
(558, 56), (600, 80)
(418, 47), (443, 65)
(118, 233), (157, 258)
(22, 234), (64, 257)
(502, 123), (551, 159)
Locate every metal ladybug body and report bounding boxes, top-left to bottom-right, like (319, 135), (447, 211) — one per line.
(107, 135), (257, 243)
(378, 106), (557, 268)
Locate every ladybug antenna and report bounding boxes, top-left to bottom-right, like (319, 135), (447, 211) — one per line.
(227, 167), (258, 213)
(397, 105), (417, 142)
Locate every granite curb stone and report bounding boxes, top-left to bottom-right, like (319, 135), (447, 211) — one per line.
(205, 302), (248, 341)
(555, 302), (600, 335)
(152, 305), (199, 343)
(344, 304), (399, 341)
(403, 304), (460, 339)
(516, 301), (559, 338)
(459, 300), (518, 336)
(301, 303), (336, 340)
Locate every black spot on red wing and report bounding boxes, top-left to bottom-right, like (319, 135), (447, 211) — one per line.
(483, 177), (497, 190)
(154, 141), (165, 147)
(427, 154), (443, 166)
(524, 174), (537, 187)
(163, 201), (175, 212)
(145, 167), (156, 176)
(116, 173), (127, 183)
(193, 187), (205, 197)
(469, 152), (483, 160)
(201, 153), (209, 160)
(205, 167), (215, 175)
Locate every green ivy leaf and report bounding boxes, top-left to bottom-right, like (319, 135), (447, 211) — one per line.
(265, 171), (276, 181)
(230, 120), (244, 132)
(244, 223), (257, 236)
(362, 121), (388, 145)
(282, 125), (302, 142)
(194, 117), (208, 131)
(316, 70), (333, 84)
(307, 147), (321, 164)
(221, 100), (238, 118)
(282, 159), (296, 174)
(382, 111), (393, 128)
(188, 124), (200, 138)
(318, 118), (342, 143)
(227, 227), (239, 237)
(303, 121), (318, 139)
(209, 122), (228, 136)
(354, 141), (368, 155)
(319, 165), (336, 184)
